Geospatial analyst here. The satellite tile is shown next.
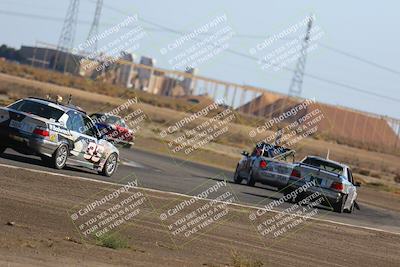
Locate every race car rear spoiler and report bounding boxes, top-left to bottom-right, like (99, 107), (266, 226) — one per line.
(297, 162), (342, 178)
(272, 149), (296, 161)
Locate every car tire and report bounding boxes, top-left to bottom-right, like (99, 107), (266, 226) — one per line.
(40, 155), (51, 165)
(233, 165), (243, 184)
(0, 145), (6, 154)
(295, 192), (306, 204)
(246, 170), (256, 187)
(332, 195), (347, 213)
(277, 186), (285, 192)
(282, 188), (296, 203)
(50, 144), (69, 170)
(280, 187), (291, 194)
(123, 143), (132, 149)
(101, 153), (118, 177)
(344, 201), (354, 213)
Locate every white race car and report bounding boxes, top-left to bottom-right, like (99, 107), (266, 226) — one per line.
(287, 156), (361, 213)
(0, 97), (119, 177)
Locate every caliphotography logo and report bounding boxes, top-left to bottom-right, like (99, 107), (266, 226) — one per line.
(0, 1), (399, 266)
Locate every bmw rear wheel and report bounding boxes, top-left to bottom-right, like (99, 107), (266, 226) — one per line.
(344, 201), (354, 213)
(50, 144), (68, 170)
(246, 170), (256, 187)
(233, 165), (243, 184)
(101, 153), (118, 177)
(332, 195), (347, 213)
(282, 188), (296, 203)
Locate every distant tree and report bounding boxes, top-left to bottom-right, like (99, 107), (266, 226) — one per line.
(0, 44), (23, 62)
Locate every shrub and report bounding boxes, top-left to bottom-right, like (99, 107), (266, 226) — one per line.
(370, 172), (382, 179)
(394, 174), (400, 184)
(95, 233), (129, 249)
(231, 250), (263, 267)
(359, 169), (370, 176)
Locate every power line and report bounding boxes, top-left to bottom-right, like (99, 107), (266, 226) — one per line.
(2, 6), (400, 78)
(134, 27), (400, 79)
(95, 2), (400, 78)
(97, 3), (400, 103)
(220, 46), (400, 103)
(303, 72), (400, 102)
(0, 9), (176, 31)
(318, 43), (400, 76)
(1, 7), (399, 103)
(0, 9), (91, 24)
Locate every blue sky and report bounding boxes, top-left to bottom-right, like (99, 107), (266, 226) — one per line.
(1, 0), (399, 118)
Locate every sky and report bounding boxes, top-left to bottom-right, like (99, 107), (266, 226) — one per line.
(0, 0), (399, 118)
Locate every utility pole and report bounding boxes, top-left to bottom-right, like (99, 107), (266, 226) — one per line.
(86, 0), (103, 57)
(288, 15), (313, 97)
(54, 0), (80, 73)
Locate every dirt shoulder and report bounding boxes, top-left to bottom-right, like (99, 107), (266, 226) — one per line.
(1, 166), (399, 267)
(1, 72), (400, 222)
(357, 186), (400, 212)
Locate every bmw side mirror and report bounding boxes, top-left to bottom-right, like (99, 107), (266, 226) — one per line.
(354, 182), (361, 187)
(241, 151), (249, 157)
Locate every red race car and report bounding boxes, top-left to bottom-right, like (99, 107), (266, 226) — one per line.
(90, 113), (134, 148)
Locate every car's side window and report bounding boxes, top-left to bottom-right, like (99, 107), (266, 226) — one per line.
(82, 115), (98, 138)
(347, 169), (354, 184)
(119, 119), (127, 128)
(350, 170), (354, 184)
(66, 111), (85, 133)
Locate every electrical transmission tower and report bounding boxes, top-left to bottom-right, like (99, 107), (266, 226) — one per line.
(54, 0), (80, 72)
(57, 0), (80, 52)
(86, 0), (103, 56)
(288, 15), (313, 97)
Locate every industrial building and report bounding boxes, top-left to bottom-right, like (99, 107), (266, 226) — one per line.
(19, 45), (84, 75)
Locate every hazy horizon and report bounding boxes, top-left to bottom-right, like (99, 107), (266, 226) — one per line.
(1, 0), (399, 119)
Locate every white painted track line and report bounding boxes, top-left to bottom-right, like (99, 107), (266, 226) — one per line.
(0, 163), (399, 236)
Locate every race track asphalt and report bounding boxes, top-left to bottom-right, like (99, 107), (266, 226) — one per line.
(1, 146), (399, 234)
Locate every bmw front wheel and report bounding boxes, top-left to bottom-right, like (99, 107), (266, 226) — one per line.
(0, 145), (6, 154)
(50, 144), (68, 170)
(101, 153), (118, 177)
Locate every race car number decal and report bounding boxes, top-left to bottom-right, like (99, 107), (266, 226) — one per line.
(84, 142), (104, 163)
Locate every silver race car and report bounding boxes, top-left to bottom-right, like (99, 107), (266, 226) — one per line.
(233, 142), (296, 190)
(0, 97), (119, 177)
(286, 156), (361, 213)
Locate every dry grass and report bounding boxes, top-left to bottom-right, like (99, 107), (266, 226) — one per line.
(0, 61), (262, 127)
(95, 233), (129, 250)
(231, 250), (263, 267)
(0, 65), (399, 193)
(1, 60), (397, 155)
